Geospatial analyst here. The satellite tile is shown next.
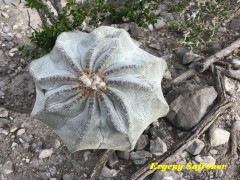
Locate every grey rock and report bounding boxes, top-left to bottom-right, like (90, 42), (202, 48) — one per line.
(2, 161), (13, 174)
(10, 125), (18, 133)
(2, 27), (10, 33)
(0, 128), (9, 135)
(3, 0), (20, 5)
(164, 69), (172, 80)
(209, 149), (218, 155)
(15, 33), (23, 39)
(152, 171), (183, 180)
(49, 166), (57, 176)
(218, 27), (227, 33)
(150, 126), (166, 139)
(5, 41), (14, 50)
(0, 91), (4, 98)
(107, 151), (119, 168)
(148, 42), (161, 50)
(83, 151), (91, 161)
(166, 84), (218, 130)
(53, 139), (61, 149)
(0, 118), (9, 128)
(149, 137), (167, 156)
(209, 128), (230, 147)
(39, 172), (51, 180)
(130, 150), (152, 160)
(154, 18), (166, 30)
(129, 23), (144, 37)
(195, 155), (216, 164)
(63, 173), (79, 180)
(182, 52), (202, 64)
(132, 158), (147, 165)
(174, 47), (189, 60)
(215, 169), (224, 178)
(148, 24), (154, 31)
(224, 77), (235, 95)
(0, 107), (8, 118)
(2, 33), (14, 41)
(165, 13), (174, 22)
(186, 139), (205, 155)
(39, 148), (53, 159)
(116, 151), (130, 160)
(99, 166), (118, 179)
(134, 135), (149, 150)
(1, 12), (9, 18)
(16, 128), (25, 136)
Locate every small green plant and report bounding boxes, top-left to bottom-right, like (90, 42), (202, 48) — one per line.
(167, 0), (231, 47)
(21, 0), (158, 58)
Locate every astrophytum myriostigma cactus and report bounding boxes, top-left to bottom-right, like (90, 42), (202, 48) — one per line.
(29, 26), (169, 152)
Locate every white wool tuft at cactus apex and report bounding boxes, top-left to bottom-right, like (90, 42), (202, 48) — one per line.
(29, 26), (169, 152)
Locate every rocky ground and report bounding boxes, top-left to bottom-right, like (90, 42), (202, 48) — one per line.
(0, 0), (240, 180)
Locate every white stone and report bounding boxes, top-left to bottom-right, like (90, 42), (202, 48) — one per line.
(149, 137), (167, 156)
(154, 18), (166, 30)
(99, 166), (118, 179)
(0, 128), (9, 135)
(29, 26), (169, 152)
(16, 128), (25, 136)
(195, 155), (216, 164)
(224, 77), (235, 94)
(39, 148), (53, 159)
(0, 108), (8, 118)
(2, 26), (10, 33)
(10, 126), (18, 133)
(209, 128), (230, 147)
(53, 139), (61, 149)
(209, 149), (218, 155)
(3, 161), (13, 174)
(11, 142), (18, 148)
(1, 12), (9, 18)
(15, 33), (23, 39)
(186, 139), (205, 155)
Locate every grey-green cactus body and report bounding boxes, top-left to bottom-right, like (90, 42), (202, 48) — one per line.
(30, 26), (169, 152)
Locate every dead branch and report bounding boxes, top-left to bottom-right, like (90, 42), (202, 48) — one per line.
(166, 69), (197, 88)
(167, 38), (240, 87)
(229, 120), (240, 161)
(27, 10), (37, 32)
(223, 69), (240, 81)
(90, 149), (114, 180)
(196, 38), (240, 72)
(131, 68), (232, 180)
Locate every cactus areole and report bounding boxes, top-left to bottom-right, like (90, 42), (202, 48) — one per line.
(29, 26), (169, 152)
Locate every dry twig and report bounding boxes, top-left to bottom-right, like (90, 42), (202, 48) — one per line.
(196, 38), (240, 72)
(229, 120), (240, 161)
(168, 38), (240, 87)
(90, 149), (114, 180)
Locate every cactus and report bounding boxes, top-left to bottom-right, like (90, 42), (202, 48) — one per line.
(29, 26), (169, 152)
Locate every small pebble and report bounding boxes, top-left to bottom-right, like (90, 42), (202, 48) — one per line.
(39, 148), (53, 159)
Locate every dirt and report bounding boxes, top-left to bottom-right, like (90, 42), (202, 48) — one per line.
(0, 0), (240, 180)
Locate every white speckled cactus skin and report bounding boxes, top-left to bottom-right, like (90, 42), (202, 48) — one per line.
(29, 26), (169, 152)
